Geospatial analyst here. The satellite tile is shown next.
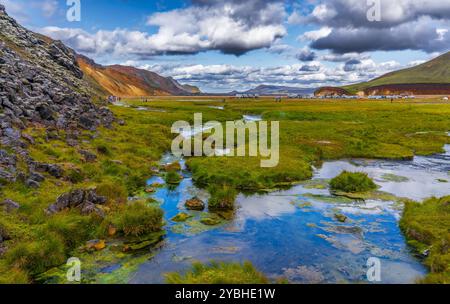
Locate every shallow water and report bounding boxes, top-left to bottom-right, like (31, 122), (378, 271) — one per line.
(243, 114), (262, 122)
(127, 147), (450, 284)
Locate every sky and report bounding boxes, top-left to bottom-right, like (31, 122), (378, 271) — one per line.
(1, 0), (449, 92)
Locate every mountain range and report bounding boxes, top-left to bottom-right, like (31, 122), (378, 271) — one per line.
(229, 85), (315, 96)
(316, 52), (450, 96)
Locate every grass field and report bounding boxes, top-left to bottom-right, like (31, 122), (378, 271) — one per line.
(1, 97), (449, 283)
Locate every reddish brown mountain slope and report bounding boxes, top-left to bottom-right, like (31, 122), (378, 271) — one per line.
(77, 55), (200, 97)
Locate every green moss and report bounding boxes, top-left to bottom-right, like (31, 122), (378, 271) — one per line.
(165, 261), (268, 284)
(199, 214), (222, 226)
(334, 213), (348, 223)
(400, 196), (450, 283)
(381, 173), (409, 182)
(172, 212), (193, 222)
(330, 171), (377, 193)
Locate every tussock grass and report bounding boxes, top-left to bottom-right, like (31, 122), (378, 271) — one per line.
(330, 171), (377, 193)
(165, 261), (268, 284)
(400, 196), (450, 283)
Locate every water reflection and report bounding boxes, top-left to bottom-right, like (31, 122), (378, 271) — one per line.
(129, 146), (450, 284)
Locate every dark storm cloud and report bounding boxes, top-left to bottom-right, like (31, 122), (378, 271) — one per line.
(310, 18), (450, 54)
(296, 48), (317, 61)
(299, 0), (450, 53)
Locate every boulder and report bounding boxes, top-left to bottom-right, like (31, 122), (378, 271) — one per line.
(0, 199), (20, 212)
(36, 104), (54, 120)
(25, 179), (40, 188)
(33, 162), (64, 178)
(79, 150), (97, 162)
(78, 115), (96, 130)
(185, 197), (205, 211)
(29, 171), (45, 182)
(46, 189), (107, 217)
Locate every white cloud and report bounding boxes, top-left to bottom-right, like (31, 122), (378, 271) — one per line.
(41, 0), (58, 18)
(136, 58), (404, 92)
(301, 27), (332, 41)
(40, 0), (287, 58)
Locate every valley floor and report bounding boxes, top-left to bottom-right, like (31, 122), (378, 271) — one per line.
(0, 97), (449, 283)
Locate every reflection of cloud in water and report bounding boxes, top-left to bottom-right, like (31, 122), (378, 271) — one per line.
(334, 200), (401, 218)
(379, 260), (425, 284)
(236, 194), (297, 221)
(243, 115), (262, 122)
(315, 153), (450, 201)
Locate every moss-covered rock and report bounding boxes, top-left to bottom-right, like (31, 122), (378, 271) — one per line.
(330, 171), (377, 193)
(185, 197), (205, 211)
(172, 212), (193, 222)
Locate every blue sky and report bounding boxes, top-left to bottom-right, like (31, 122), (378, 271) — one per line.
(1, 0), (449, 92)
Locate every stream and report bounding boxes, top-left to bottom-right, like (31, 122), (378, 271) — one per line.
(126, 143), (449, 284)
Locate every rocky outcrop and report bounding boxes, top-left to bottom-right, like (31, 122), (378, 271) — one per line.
(0, 8), (114, 187)
(46, 189), (107, 217)
(185, 197), (205, 211)
(314, 87), (352, 97)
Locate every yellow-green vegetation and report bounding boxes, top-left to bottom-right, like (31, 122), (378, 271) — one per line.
(172, 212), (193, 222)
(400, 196), (450, 284)
(0, 103), (172, 283)
(105, 201), (164, 237)
(207, 184), (237, 210)
(165, 261), (268, 284)
(165, 171), (183, 185)
(1, 97), (450, 283)
(330, 171), (378, 193)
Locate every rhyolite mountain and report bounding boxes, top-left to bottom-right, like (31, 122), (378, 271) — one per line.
(316, 51), (450, 96)
(0, 5), (113, 187)
(77, 55), (201, 97)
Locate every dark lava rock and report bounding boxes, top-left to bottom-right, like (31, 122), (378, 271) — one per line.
(29, 171), (45, 182)
(46, 189), (107, 217)
(0, 8), (115, 185)
(79, 115), (96, 130)
(26, 179), (40, 188)
(33, 162), (64, 179)
(0, 199), (20, 212)
(36, 104), (54, 120)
